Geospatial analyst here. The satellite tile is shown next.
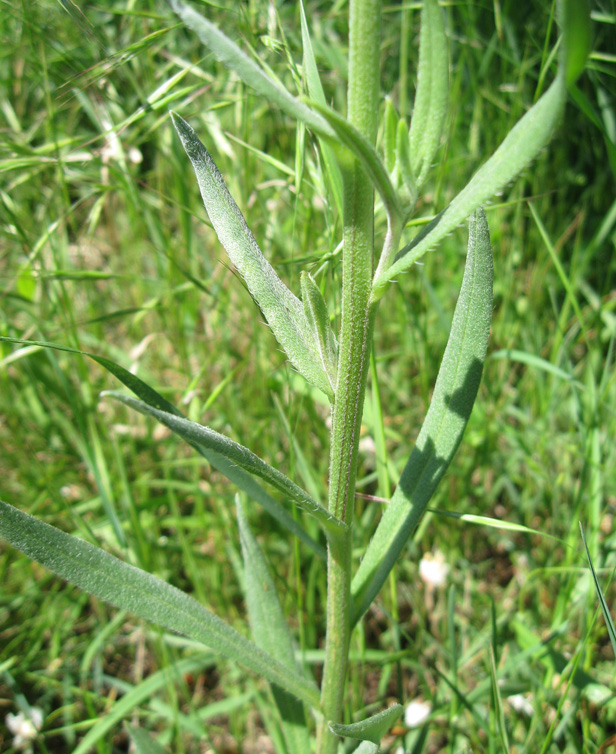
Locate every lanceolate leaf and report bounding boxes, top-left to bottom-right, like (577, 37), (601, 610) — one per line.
(105, 391), (344, 537)
(237, 500), (312, 754)
(172, 113), (334, 400)
(408, 0), (449, 188)
(0, 336), (324, 558)
(300, 272), (338, 394)
(384, 99), (398, 174)
(372, 0), (590, 301)
(373, 76), (564, 299)
(170, 1), (395, 220)
(353, 210), (493, 624)
(329, 704), (403, 744)
(168, 0), (332, 138)
(0, 500), (321, 710)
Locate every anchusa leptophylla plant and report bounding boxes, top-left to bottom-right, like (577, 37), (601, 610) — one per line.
(0, 1), (590, 752)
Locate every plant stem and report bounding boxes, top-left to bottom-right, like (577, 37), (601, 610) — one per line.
(317, 1), (382, 752)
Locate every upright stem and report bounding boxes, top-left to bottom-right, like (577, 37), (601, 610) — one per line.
(317, 2), (381, 753)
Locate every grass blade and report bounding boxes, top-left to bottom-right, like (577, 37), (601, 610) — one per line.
(408, 0), (449, 188)
(429, 509), (565, 544)
(490, 347), (584, 387)
(0, 336), (325, 558)
(0, 500), (322, 710)
(328, 704), (403, 744)
(105, 391), (344, 536)
(560, 0), (592, 86)
(298, 0), (343, 217)
(73, 654), (214, 754)
(237, 499), (312, 754)
(488, 644), (510, 753)
(352, 209), (493, 623)
(580, 522), (616, 657)
(172, 113), (334, 400)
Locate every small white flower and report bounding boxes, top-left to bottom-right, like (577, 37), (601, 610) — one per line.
(507, 693), (534, 717)
(419, 550), (449, 588)
(404, 699), (431, 728)
(128, 147), (143, 164)
(5, 708), (43, 750)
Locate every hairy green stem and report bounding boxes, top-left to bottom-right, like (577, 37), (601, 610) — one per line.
(317, 1), (381, 752)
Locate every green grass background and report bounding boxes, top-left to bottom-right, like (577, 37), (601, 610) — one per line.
(1, 0), (615, 752)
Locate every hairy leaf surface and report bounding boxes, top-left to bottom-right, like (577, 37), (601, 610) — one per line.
(353, 210), (493, 623)
(408, 0), (448, 188)
(0, 336), (324, 557)
(237, 500), (312, 754)
(329, 704), (403, 744)
(0, 500), (321, 709)
(172, 113), (334, 399)
(106, 391), (343, 536)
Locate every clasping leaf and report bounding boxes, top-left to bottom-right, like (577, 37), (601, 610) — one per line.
(0, 336), (325, 558)
(0, 500), (321, 710)
(105, 391), (345, 538)
(172, 113), (335, 400)
(353, 210), (493, 623)
(372, 0), (590, 301)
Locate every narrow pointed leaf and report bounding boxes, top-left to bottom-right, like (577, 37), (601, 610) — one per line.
(168, 0), (332, 138)
(300, 272), (338, 393)
(237, 500), (312, 754)
(169, 0), (392, 221)
(299, 0), (343, 216)
(308, 100), (404, 223)
(329, 704), (403, 744)
(353, 210), (493, 623)
(372, 0), (590, 301)
(172, 113), (334, 399)
(408, 0), (449, 188)
(580, 523), (616, 657)
(0, 500), (322, 709)
(396, 119), (416, 202)
(373, 76), (564, 299)
(0, 336), (324, 558)
(126, 726), (169, 754)
(384, 98), (398, 173)
(488, 644), (511, 753)
(106, 391), (344, 536)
